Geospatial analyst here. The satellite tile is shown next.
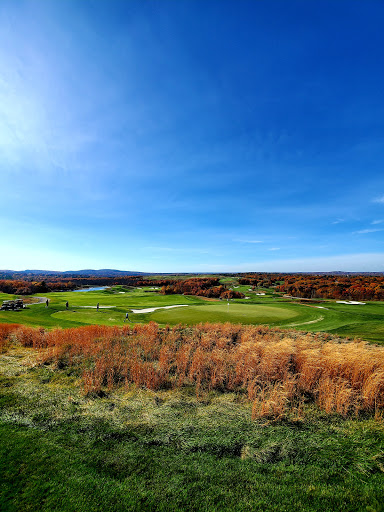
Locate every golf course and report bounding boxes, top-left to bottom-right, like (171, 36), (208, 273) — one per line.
(1, 278), (384, 511)
(1, 281), (384, 343)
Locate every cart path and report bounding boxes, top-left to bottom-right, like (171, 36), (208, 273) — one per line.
(285, 316), (324, 327)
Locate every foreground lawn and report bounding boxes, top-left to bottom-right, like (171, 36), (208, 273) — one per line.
(1, 343), (384, 512)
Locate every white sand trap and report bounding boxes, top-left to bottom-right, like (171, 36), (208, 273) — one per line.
(130, 305), (189, 314)
(336, 301), (366, 305)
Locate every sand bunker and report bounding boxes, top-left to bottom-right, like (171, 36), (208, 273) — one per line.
(336, 301), (366, 305)
(130, 305), (189, 314)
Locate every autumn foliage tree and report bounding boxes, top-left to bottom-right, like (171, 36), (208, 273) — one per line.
(277, 274), (384, 301)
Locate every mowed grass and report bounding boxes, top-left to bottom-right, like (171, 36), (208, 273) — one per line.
(0, 288), (203, 329)
(150, 302), (312, 326)
(288, 301), (384, 343)
(0, 287), (384, 343)
(0, 293), (15, 301)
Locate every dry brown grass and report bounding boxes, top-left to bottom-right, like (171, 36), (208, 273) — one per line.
(2, 321), (384, 418)
(0, 323), (21, 352)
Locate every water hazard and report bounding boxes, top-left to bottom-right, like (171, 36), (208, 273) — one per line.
(73, 286), (108, 292)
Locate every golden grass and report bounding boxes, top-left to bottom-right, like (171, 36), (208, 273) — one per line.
(2, 322), (384, 419)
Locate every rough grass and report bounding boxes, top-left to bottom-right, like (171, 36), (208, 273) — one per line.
(1, 342), (384, 512)
(2, 322), (384, 419)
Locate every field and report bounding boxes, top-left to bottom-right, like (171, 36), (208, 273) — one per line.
(1, 282), (384, 511)
(1, 284), (384, 343)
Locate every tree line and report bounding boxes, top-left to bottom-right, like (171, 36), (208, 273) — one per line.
(160, 277), (245, 299)
(0, 276), (244, 299)
(277, 274), (384, 301)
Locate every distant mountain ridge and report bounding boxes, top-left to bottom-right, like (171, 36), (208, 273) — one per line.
(0, 269), (148, 278)
(0, 269), (383, 279)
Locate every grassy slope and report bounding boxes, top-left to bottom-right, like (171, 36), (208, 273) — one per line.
(1, 345), (384, 512)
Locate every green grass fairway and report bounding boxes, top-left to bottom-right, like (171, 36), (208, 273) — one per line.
(0, 287), (384, 343)
(279, 301), (384, 343)
(150, 302), (314, 326)
(0, 288), (204, 328)
(0, 292), (15, 301)
(52, 308), (131, 326)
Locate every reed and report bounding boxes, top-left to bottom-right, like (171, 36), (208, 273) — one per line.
(2, 321), (384, 418)
(0, 323), (20, 352)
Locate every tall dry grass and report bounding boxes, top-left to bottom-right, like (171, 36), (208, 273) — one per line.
(2, 321), (384, 419)
(0, 323), (21, 352)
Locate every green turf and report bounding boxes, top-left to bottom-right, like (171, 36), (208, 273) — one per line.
(0, 287), (384, 343)
(0, 293), (16, 301)
(150, 302), (313, 326)
(0, 289), (204, 329)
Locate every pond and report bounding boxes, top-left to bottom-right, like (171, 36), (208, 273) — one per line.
(73, 286), (109, 292)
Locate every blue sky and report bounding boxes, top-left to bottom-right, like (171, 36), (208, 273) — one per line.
(1, 0), (384, 272)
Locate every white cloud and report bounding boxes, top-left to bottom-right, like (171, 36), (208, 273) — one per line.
(332, 218), (344, 224)
(373, 195), (384, 204)
(268, 247), (280, 251)
(353, 228), (383, 234)
(372, 219), (384, 225)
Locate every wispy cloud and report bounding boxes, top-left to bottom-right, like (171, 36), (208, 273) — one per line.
(332, 218), (344, 224)
(268, 247), (280, 251)
(372, 219), (384, 225)
(353, 228), (383, 234)
(373, 195), (384, 204)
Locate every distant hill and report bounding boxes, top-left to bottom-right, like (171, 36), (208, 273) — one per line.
(0, 269), (383, 280)
(62, 269), (147, 277)
(0, 269), (148, 278)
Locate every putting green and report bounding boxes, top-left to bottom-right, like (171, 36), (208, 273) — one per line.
(149, 303), (314, 326)
(52, 309), (127, 326)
